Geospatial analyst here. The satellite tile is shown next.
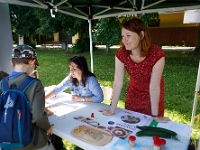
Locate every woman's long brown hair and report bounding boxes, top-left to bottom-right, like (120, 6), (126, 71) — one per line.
(120, 17), (151, 57)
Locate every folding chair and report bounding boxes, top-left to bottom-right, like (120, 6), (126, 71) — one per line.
(101, 86), (113, 105)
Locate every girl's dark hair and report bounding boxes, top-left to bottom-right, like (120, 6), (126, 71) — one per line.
(68, 56), (95, 87)
(0, 71), (9, 80)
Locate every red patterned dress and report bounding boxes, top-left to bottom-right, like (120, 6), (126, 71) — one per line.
(116, 44), (165, 116)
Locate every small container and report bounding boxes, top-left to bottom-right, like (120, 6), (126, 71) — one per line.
(152, 136), (160, 142)
(91, 113), (94, 118)
(128, 135), (136, 149)
(154, 140), (161, 150)
(159, 139), (166, 150)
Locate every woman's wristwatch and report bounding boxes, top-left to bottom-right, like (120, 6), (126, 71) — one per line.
(82, 96), (86, 102)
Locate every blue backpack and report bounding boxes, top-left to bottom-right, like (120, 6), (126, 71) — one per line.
(0, 77), (38, 150)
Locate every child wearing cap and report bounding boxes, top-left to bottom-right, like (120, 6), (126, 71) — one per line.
(0, 44), (55, 150)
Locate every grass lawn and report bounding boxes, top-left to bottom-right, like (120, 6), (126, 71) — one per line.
(36, 47), (200, 150)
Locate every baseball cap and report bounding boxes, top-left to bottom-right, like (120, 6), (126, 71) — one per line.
(12, 44), (39, 66)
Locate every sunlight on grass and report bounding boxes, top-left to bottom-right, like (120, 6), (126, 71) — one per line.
(190, 114), (200, 150)
(63, 140), (82, 150)
(164, 109), (191, 124)
(98, 80), (113, 87)
(102, 99), (125, 109)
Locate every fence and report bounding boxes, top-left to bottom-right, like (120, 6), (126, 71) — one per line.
(149, 26), (199, 46)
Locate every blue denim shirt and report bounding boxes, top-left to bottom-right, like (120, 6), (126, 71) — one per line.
(53, 75), (103, 103)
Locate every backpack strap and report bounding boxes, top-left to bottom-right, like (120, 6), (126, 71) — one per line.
(32, 125), (39, 145)
(17, 77), (39, 145)
(1, 77), (9, 92)
(1, 77), (36, 92)
(18, 77), (36, 92)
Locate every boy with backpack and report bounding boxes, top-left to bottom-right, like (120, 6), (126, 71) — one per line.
(0, 44), (55, 150)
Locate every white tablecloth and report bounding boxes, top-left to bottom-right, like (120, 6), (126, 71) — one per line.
(46, 92), (191, 150)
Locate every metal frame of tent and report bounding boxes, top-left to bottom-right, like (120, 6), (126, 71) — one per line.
(191, 60), (200, 125)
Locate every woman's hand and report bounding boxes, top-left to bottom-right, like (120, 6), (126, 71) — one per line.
(72, 95), (82, 102)
(98, 109), (115, 116)
(152, 116), (171, 123)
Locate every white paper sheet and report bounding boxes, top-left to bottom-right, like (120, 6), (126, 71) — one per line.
(45, 92), (86, 118)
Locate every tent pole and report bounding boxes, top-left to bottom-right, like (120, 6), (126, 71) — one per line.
(0, 3), (13, 73)
(190, 59), (200, 126)
(88, 19), (93, 73)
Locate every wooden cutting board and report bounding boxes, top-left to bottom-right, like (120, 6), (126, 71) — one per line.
(71, 125), (113, 146)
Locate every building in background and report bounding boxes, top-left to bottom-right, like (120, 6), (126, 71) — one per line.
(149, 12), (199, 46)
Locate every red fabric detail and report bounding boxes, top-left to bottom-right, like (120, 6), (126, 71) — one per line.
(116, 44), (165, 116)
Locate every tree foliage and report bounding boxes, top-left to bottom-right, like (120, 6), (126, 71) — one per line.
(9, 5), (94, 52)
(93, 17), (121, 47)
(9, 5), (40, 37)
(92, 13), (159, 52)
(137, 13), (159, 26)
(9, 5), (160, 53)
(34, 9), (87, 37)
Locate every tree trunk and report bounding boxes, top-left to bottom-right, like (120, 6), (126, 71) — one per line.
(38, 34), (41, 44)
(18, 35), (24, 45)
(195, 26), (200, 53)
(106, 44), (110, 52)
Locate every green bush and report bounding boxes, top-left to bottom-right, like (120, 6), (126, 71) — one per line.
(72, 38), (91, 53)
(28, 39), (37, 48)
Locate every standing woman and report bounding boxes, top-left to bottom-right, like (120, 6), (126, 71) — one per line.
(100, 18), (170, 122)
(45, 55), (103, 103)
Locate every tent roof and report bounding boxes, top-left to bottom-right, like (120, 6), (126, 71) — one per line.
(1, 0), (200, 20)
